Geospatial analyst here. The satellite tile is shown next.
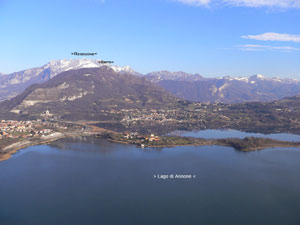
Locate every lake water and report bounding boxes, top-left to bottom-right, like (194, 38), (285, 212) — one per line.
(1, 136), (300, 225)
(169, 129), (300, 142)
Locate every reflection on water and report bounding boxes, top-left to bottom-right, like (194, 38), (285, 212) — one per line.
(1, 137), (300, 225)
(169, 129), (300, 142)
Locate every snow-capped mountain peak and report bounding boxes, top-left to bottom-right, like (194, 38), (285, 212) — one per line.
(0, 59), (138, 101)
(42, 59), (136, 79)
(256, 74), (265, 79)
(44, 59), (100, 79)
(110, 65), (137, 74)
(146, 71), (204, 82)
(249, 74), (269, 80)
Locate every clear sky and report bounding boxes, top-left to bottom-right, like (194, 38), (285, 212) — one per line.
(0, 0), (299, 78)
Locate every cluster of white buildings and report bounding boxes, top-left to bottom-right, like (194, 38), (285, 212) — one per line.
(0, 120), (58, 140)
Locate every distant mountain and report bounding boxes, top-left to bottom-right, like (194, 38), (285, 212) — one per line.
(145, 72), (300, 103)
(0, 59), (139, 101)
(146, 71), (204, 82)
(2, 61), (300, 104)
(0, 67), (178, 120)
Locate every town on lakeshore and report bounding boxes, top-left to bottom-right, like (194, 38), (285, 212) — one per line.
(2, 116), (300, 162)
(1, 63), (300, 162)
(0, 119), (87, 161)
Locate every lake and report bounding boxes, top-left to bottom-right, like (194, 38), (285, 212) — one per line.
(169, 129), (300, 142)
(1, 135), (300, 225)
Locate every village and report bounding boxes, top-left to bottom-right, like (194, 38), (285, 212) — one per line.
(116, 102), (230, 134)
(0, 120), (67, 140)
(121, 132), (161, 148)
(0, 119), (90, 153)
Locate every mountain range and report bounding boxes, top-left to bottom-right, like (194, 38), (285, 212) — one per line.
(1, 59), (300, 104)
(0, 59), (139, 102)
(0, 67), (177, 121)
(145, 71), (300, 103)
(1, 60), (300, 135)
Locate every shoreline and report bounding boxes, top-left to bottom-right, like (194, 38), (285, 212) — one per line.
(0, 123), (116, 162)
(0, 133), (67, 162)
(0, 132), (97, 162)
(108, 137), (300, 151)
(2, 130), (300, 162)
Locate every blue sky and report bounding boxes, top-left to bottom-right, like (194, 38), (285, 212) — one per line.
(0, 0), (299, 78)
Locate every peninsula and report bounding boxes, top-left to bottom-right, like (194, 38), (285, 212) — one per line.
(1, 119), (300, 162)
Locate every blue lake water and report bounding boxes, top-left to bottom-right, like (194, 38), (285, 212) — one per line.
(169, 129), (300, 142)
(1, 137), (300, 225)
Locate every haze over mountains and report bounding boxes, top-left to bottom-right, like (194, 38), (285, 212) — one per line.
(0, 59), (300, 104)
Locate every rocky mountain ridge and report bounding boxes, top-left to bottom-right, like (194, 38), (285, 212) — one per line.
(0, 59), (138, 101)
(145, 71), (300, 103)
(1, 60), (299, 104)
(0, 67), (177, 121)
